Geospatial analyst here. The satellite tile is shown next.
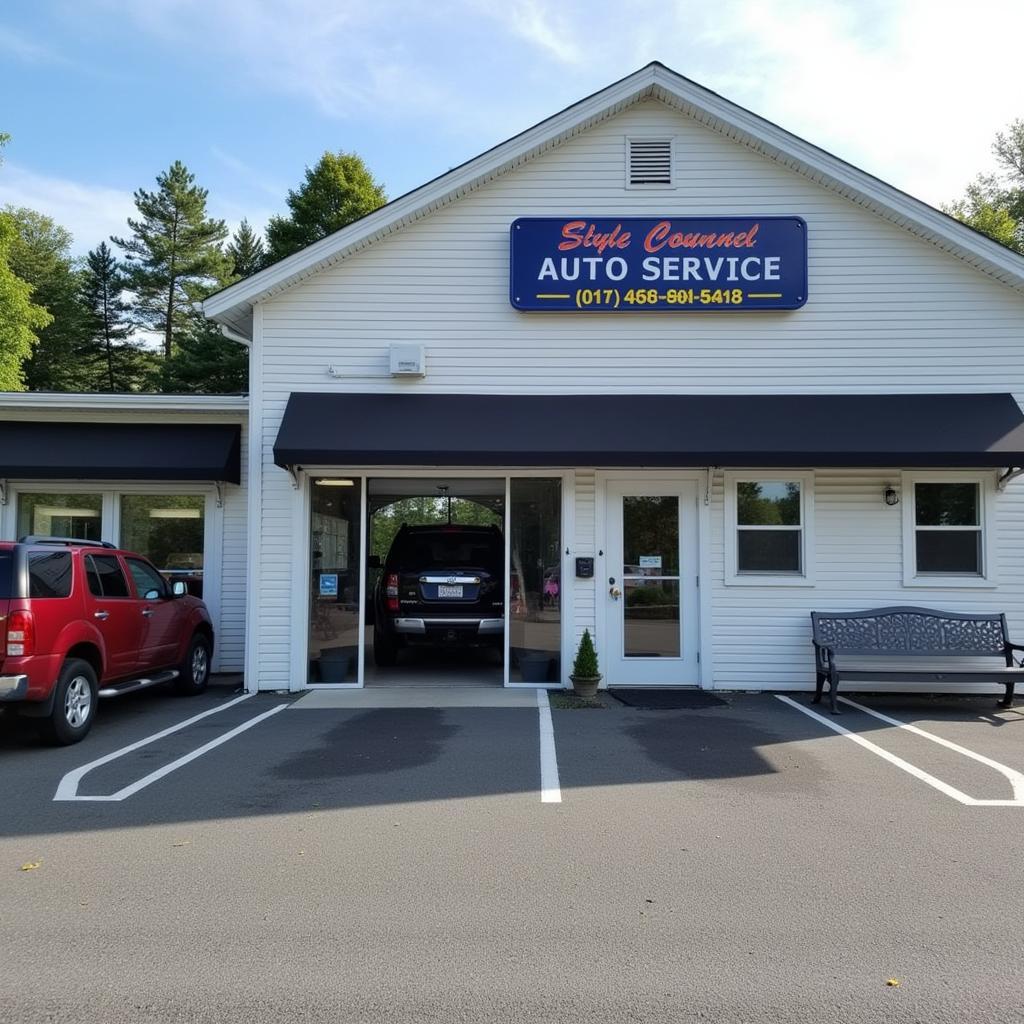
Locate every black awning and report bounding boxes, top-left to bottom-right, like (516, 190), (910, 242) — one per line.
(273, 392), (1024, 469)
(0, 421), (242, 483)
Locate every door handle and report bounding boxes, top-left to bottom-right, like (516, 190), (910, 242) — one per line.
(94, 610), (109, 621)
(609, 586), (622, 599)
(142, 608), (154, 618)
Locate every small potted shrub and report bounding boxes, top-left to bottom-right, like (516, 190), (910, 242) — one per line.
(570, 629), (601, 699)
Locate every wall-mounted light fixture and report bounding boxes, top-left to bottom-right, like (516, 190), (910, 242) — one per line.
(314, 479), (355, 487)
(884, 485), (900, 506)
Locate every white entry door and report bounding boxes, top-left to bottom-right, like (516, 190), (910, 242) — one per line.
(603, 478), (699, 685)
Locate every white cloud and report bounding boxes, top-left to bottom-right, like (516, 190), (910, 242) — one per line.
(0, 164), (136, 255)
(29, 0), (1024, 217)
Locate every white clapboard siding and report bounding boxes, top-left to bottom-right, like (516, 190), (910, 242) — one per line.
(250, 96), (1024, 691)
(0, 406), (248, 673)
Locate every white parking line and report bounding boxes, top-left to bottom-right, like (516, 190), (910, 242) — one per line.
(54, 695), (288, 802)
(776, 694), (1024, 807)
(537, 689), (561, 803)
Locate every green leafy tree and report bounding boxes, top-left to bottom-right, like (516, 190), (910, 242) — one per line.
(946, 120), (1024, 254)
(265, 151), (386, 264)
(4, 206), (94, 391)
(0, 212), (52, 390)
(113, 161), (230, 360)
(225, 218), (266, 278)
(0, 135), (52, 390)
(80, 242), (156, 391)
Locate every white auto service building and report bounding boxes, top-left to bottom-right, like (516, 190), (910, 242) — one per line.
(7, 62), (1024, 695)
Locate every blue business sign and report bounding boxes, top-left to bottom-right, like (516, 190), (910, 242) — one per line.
(510, 216), (807, 311)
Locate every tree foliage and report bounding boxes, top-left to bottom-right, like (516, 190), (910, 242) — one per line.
(265, 151), (386, 264)
(946, 120), (1024, 254)
(113, 161), (230, 359)
(0, 211), (52, 390)
(4, 206), (93, 391)
(225, 218), (266, 278)
(80, 242), (156, 391)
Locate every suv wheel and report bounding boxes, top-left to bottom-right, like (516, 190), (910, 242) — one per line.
(175, 633), (211, 695)
(39, 659), (98, 746)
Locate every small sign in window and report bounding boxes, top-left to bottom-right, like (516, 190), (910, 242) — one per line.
(319, 573), (339, 597)
(638, 555), (662, 570)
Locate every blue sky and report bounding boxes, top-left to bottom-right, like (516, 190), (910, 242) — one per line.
(1, 0), (1022, 255)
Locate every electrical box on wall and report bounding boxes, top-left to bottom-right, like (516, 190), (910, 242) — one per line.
(390, 344), (426, 377)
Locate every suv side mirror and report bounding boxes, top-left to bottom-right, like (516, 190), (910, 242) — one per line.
(367, 555), (382, 569)
(171, 581), (188, 597)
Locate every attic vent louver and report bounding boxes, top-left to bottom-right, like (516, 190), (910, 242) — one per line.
(627, 137), (673, 186)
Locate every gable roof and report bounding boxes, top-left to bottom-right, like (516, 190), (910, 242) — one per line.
(202, 61), (1024, 340)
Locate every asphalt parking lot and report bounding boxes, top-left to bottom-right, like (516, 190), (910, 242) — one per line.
(3, 681), (1024, 1023)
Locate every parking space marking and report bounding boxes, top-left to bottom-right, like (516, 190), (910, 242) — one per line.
(776, 695), (1024, 807)
(537, 689), (561, 803)
(54, 695), (288, 802)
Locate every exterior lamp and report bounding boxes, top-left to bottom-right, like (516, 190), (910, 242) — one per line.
(884, 485), (900, 506)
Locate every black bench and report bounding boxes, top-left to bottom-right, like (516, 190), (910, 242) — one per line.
(810, 606), (1024, 714)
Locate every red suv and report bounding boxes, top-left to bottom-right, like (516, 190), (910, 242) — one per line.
(0, 537), (214, 745)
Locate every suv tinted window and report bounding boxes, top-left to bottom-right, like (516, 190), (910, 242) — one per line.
(87, 555), (130, 598)
(28, 551), (73, 598)
(126, 558), (166, 600)
(391, 531), (501, 570)
(0, 551), (11, 599)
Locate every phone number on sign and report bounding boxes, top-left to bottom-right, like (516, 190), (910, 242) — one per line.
(571, 287), (749, 308)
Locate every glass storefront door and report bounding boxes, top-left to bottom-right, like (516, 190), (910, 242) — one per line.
(603, 478), (699, 685)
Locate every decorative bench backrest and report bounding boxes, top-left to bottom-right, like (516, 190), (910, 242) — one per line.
(811, 607), (1008, 658)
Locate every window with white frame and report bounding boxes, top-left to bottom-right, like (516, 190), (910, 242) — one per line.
(909, 479), (985, 578)
(725, 473), (814, 584)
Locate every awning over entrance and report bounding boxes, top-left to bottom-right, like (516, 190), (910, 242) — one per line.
(274, 392), (1024, 469)
(0, 421), (242, 483)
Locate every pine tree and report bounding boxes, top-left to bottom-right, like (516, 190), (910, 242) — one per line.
(160, 312), (248, 394)
(80, 242), (156, 391)
(226, 219), (266, 278)
(4, 206), (92, 391)
(265, 151), (386, 263)
(113, 161), (230, 360)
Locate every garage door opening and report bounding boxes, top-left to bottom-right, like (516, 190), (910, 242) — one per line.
(366, 478), (505, 687)
(306, 474), (565, 688)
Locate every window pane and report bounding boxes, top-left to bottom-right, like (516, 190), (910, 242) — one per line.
(90, 555), (130, 598)
(120, 495), (205, 597)
(915, 483), (978, 526)
(28, 552), (72, 598)
(309, 479), (362, 683)
(0, 552), (12, 599)
(737, 482), (801, 526)
(510, 478), (561, 683)
(126, 558), (167, 599)
(916, 530), (981, 574)
(624, 579), (680, 657)
(737, 529), (802, 573)
(623, 495), (679, 575)
(17, 492), (102, 541)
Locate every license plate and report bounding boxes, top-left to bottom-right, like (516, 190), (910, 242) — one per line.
(437, 585), (463, 599)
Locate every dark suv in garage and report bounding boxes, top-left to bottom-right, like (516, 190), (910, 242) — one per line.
(371, 524), (504, 666)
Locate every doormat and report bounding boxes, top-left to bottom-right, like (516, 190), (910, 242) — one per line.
(608, 689), (728, 709)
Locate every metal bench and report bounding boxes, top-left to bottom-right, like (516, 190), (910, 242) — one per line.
(810, 606), (1024, 714)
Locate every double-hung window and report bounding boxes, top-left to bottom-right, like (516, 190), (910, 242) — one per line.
(725, 472), (814, 585)
(903, 474), (992, 586)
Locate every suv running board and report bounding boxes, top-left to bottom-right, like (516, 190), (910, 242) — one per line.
(98, 670), (179, 698)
